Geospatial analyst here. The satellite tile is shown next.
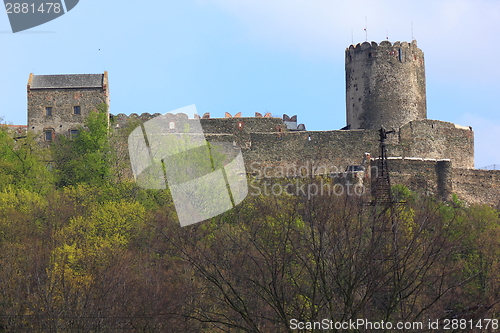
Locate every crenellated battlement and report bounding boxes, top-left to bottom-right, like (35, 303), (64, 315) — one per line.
(345, 40), (423, 63)
(110, 112), (306, 132)
(346, 39), (419, 52)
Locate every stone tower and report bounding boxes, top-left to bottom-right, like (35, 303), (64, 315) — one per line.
(345, 40), (426, 130)
(27, 72), (109, 141)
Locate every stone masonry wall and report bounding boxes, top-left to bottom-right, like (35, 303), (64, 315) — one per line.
(115, 116), (473, 179)
(379, 159), (500, 206)
(452, 169), (500, 206)
(112, 113), (290, 133)
(201, 117), (287, 133)
(345, 40), (426, 130)
(243, 130), (380, 177)
(383, 158), (451, 199)
(113, 118), (496, 206)
(231, 120), (472, 176)
(28, 87), (108, 137)
(395, 119), (474, 169)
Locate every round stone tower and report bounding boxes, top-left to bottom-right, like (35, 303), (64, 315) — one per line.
(345, 40), (426, 130)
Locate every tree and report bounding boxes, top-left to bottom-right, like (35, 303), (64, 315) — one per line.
(53, 104), (113, 187)
(152, 180), (491, 332)
(0, 127), (53, 193)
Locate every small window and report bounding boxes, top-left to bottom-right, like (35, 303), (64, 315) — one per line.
(44, 130), (53, 141)
(46, 107), (52, 116)
(69, 129), (79, 139)
(169, 121), (175, 129)
(73, 106), (81, 115)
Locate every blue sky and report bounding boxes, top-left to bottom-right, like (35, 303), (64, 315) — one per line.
(1, 0), (499, 168)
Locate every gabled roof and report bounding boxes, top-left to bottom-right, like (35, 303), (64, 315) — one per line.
(29, 74), (104, 89)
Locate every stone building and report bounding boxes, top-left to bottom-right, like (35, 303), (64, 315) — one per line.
(27, 72), (109, 141)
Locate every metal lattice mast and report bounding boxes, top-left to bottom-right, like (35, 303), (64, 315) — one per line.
(370, 127), (402, 317)
(372, 127), (394, 205)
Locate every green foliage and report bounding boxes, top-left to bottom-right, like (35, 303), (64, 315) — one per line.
(57, 199), (146, 251)
(2, 114), (500, 331)
(391, 184), (416, 203)
(0, 128), (53, 193)
(52, 104), (113, 187)
(452, 205), (500, 297)
(452, 192), (466, 207)
(0, 177), (498, 331)
(0, 186), (47, 216)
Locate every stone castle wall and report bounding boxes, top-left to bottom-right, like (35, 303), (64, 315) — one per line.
(243, 130), (379, 176)
(391, 119), (474, 169)
(111, 112), (299, 133)
(452, 169), (500, 206)
(384, 158), (452, 200)
(50, 107), (491, 206)
(238, 120), (472, 172)
(375, 158), (499, 206)
(30, 107), (494, 206)
(114, 114), (474, 176)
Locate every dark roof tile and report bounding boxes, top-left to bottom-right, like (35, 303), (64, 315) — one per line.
(31, 74), (103, 89)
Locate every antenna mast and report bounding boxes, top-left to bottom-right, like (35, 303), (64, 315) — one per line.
(364, 17), (368, 41)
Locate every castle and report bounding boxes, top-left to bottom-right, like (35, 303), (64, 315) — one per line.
(24, 40), (500, 207)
